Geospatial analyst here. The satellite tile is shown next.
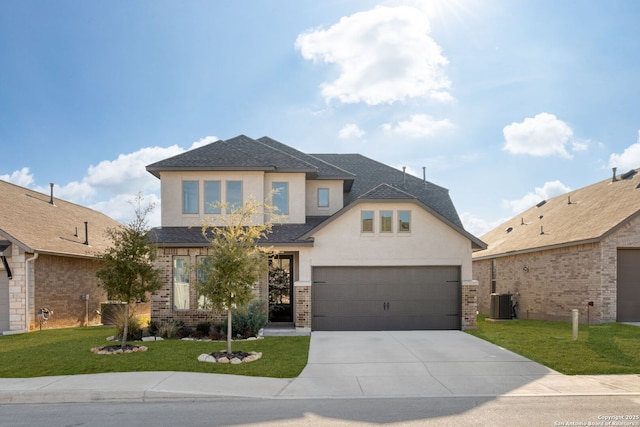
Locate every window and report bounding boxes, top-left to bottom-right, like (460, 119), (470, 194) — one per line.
(204, 181), (221, 214)
(491, 260), (497, 294)
(173, 256), (190, 310)
(398, 211), (411, 232)
(226, 181), (242, 211)
(272, 182), (289, 215)
(196, 256), (211, 309)
(182, 181), (198, 214)
(361, 211), (374, 233)
(380, 211), (393, 233)
(318, 188), (329, 207)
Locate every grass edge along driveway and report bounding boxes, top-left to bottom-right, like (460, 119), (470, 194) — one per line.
(466, 316), (640, 375)
(0, 326), (310, 379)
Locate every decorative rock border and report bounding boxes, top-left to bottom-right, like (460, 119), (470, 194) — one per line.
(198, 351), (262, 364)
(91, 345), (148, 355)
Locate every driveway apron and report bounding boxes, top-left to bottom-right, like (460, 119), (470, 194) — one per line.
(280, 331), (556, 397)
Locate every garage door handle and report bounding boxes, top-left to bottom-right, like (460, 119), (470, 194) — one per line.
(383, 302), (390, 311)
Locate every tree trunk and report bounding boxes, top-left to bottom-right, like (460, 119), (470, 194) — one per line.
(227, 308), (232, 355)
(121, 304), (129, 350)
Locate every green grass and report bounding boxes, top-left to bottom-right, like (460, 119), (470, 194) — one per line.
(466, 316), (640, 375)
(0, 326), (310, 378)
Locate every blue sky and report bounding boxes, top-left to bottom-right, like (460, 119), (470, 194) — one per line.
(2, 0), (640, 236)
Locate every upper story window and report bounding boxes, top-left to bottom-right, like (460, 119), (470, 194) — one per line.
(398, 210), (411, 233)
(318, 188), (329, 208)
(272, 182), (289, 215)
(361, 211), (374, 233)
(182, 181), (198, 214)
(204, 181), (221, 214)
(380, 211), (393, 233)
(226, 181), (243, 211)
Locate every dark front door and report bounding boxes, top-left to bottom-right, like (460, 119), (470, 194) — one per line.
(269, 255), (294, 323)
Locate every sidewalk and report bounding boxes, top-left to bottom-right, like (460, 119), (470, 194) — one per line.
(1, 371), (639, 405)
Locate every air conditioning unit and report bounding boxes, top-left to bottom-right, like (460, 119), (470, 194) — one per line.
(490, 293), (512, 320)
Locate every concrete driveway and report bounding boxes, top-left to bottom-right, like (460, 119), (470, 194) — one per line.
(280, 330), (556, 397)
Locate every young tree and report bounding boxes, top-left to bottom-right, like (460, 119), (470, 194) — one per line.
(197, 197), (279, 355)
(96, 194), (162, 349)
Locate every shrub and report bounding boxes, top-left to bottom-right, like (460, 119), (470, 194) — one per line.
(158, 320), (184, 339)
(226, 299), (268, 338)
(196, 322), (211, 336)
(102, 304), (142, 341)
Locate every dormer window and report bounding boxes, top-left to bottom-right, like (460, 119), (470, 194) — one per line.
(318, 188), (329, 208)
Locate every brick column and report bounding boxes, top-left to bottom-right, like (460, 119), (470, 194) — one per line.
(462, 280), (478, 330)
(294, 283), (311, 329)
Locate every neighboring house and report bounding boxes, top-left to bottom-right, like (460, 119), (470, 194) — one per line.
(146, 135), (486, 332)
(472, 168), (640, 323)
(0, 180), (136, 334)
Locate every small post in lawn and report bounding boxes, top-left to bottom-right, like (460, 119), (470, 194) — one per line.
(572, 309), (579, 341)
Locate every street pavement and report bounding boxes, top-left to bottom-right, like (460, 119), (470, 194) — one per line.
(1, 330), (639, 404)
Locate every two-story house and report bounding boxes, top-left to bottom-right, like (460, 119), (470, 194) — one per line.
(146, 135), (486, 332)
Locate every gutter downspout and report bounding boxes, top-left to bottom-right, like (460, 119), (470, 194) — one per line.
(25, 252), (38, 331)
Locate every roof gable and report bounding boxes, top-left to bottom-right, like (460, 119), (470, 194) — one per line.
(0, 180), (122, 257)
(474, 169), (640, 259)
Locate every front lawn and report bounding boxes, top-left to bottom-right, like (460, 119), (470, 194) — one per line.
(0, 326), (310, 378)
(466, 316), (640, 375)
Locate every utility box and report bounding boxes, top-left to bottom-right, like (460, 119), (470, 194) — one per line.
(490, 293), (512, 320)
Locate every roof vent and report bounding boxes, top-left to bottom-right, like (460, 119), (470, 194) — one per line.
(521, 217), (525, 225)
(536, 200), (547, 208)
(402, 166), (406, 186)
(540, 226), (545, 235)
(422, 166), (426, 186)
(568, 196), (573, 204)
(505, 227), (513, 233)
(83, 222), (89, 246)
(612, 167), (618, 182)
(621, 170), (637, 180)
(49, 183), (55, 205)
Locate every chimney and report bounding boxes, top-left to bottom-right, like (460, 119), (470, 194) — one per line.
(49, 183), (55, 204)
(83, 222), (89, 245)
(612, 167), (618, 182)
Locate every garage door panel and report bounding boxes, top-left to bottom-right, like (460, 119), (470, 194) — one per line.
(617, 249), (640, 322)
(312, 266), (461, 331)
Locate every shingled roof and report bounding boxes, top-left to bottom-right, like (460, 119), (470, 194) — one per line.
(473, 169), (640, 260)
(0, 180), (122, 258)
(146, 135), (485, 249)
(147, 135), (318, 178)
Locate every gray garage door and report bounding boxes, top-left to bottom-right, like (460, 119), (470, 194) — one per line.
(312, 266), (461, 331)
(617, 249), (640, 322)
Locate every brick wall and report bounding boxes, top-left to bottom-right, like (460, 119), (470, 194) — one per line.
(151, 247), (268, 327)
(33, 254), (109, 329)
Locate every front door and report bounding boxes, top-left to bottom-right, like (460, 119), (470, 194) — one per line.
(269, 255), (294, 323)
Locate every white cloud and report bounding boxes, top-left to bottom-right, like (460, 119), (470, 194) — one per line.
(383, 114), (453, 138)
(295, 5), (452, 105)
(189, 135), (219, 150)
(460, 212), (508, 237)
(502, 180), (571, 213)
(338, 123), (366, 139)
(3, 136), (215, 227)
(503, 113), (574, 158)
(609, 130), (640, 171)
(0, 167), (35, 187)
